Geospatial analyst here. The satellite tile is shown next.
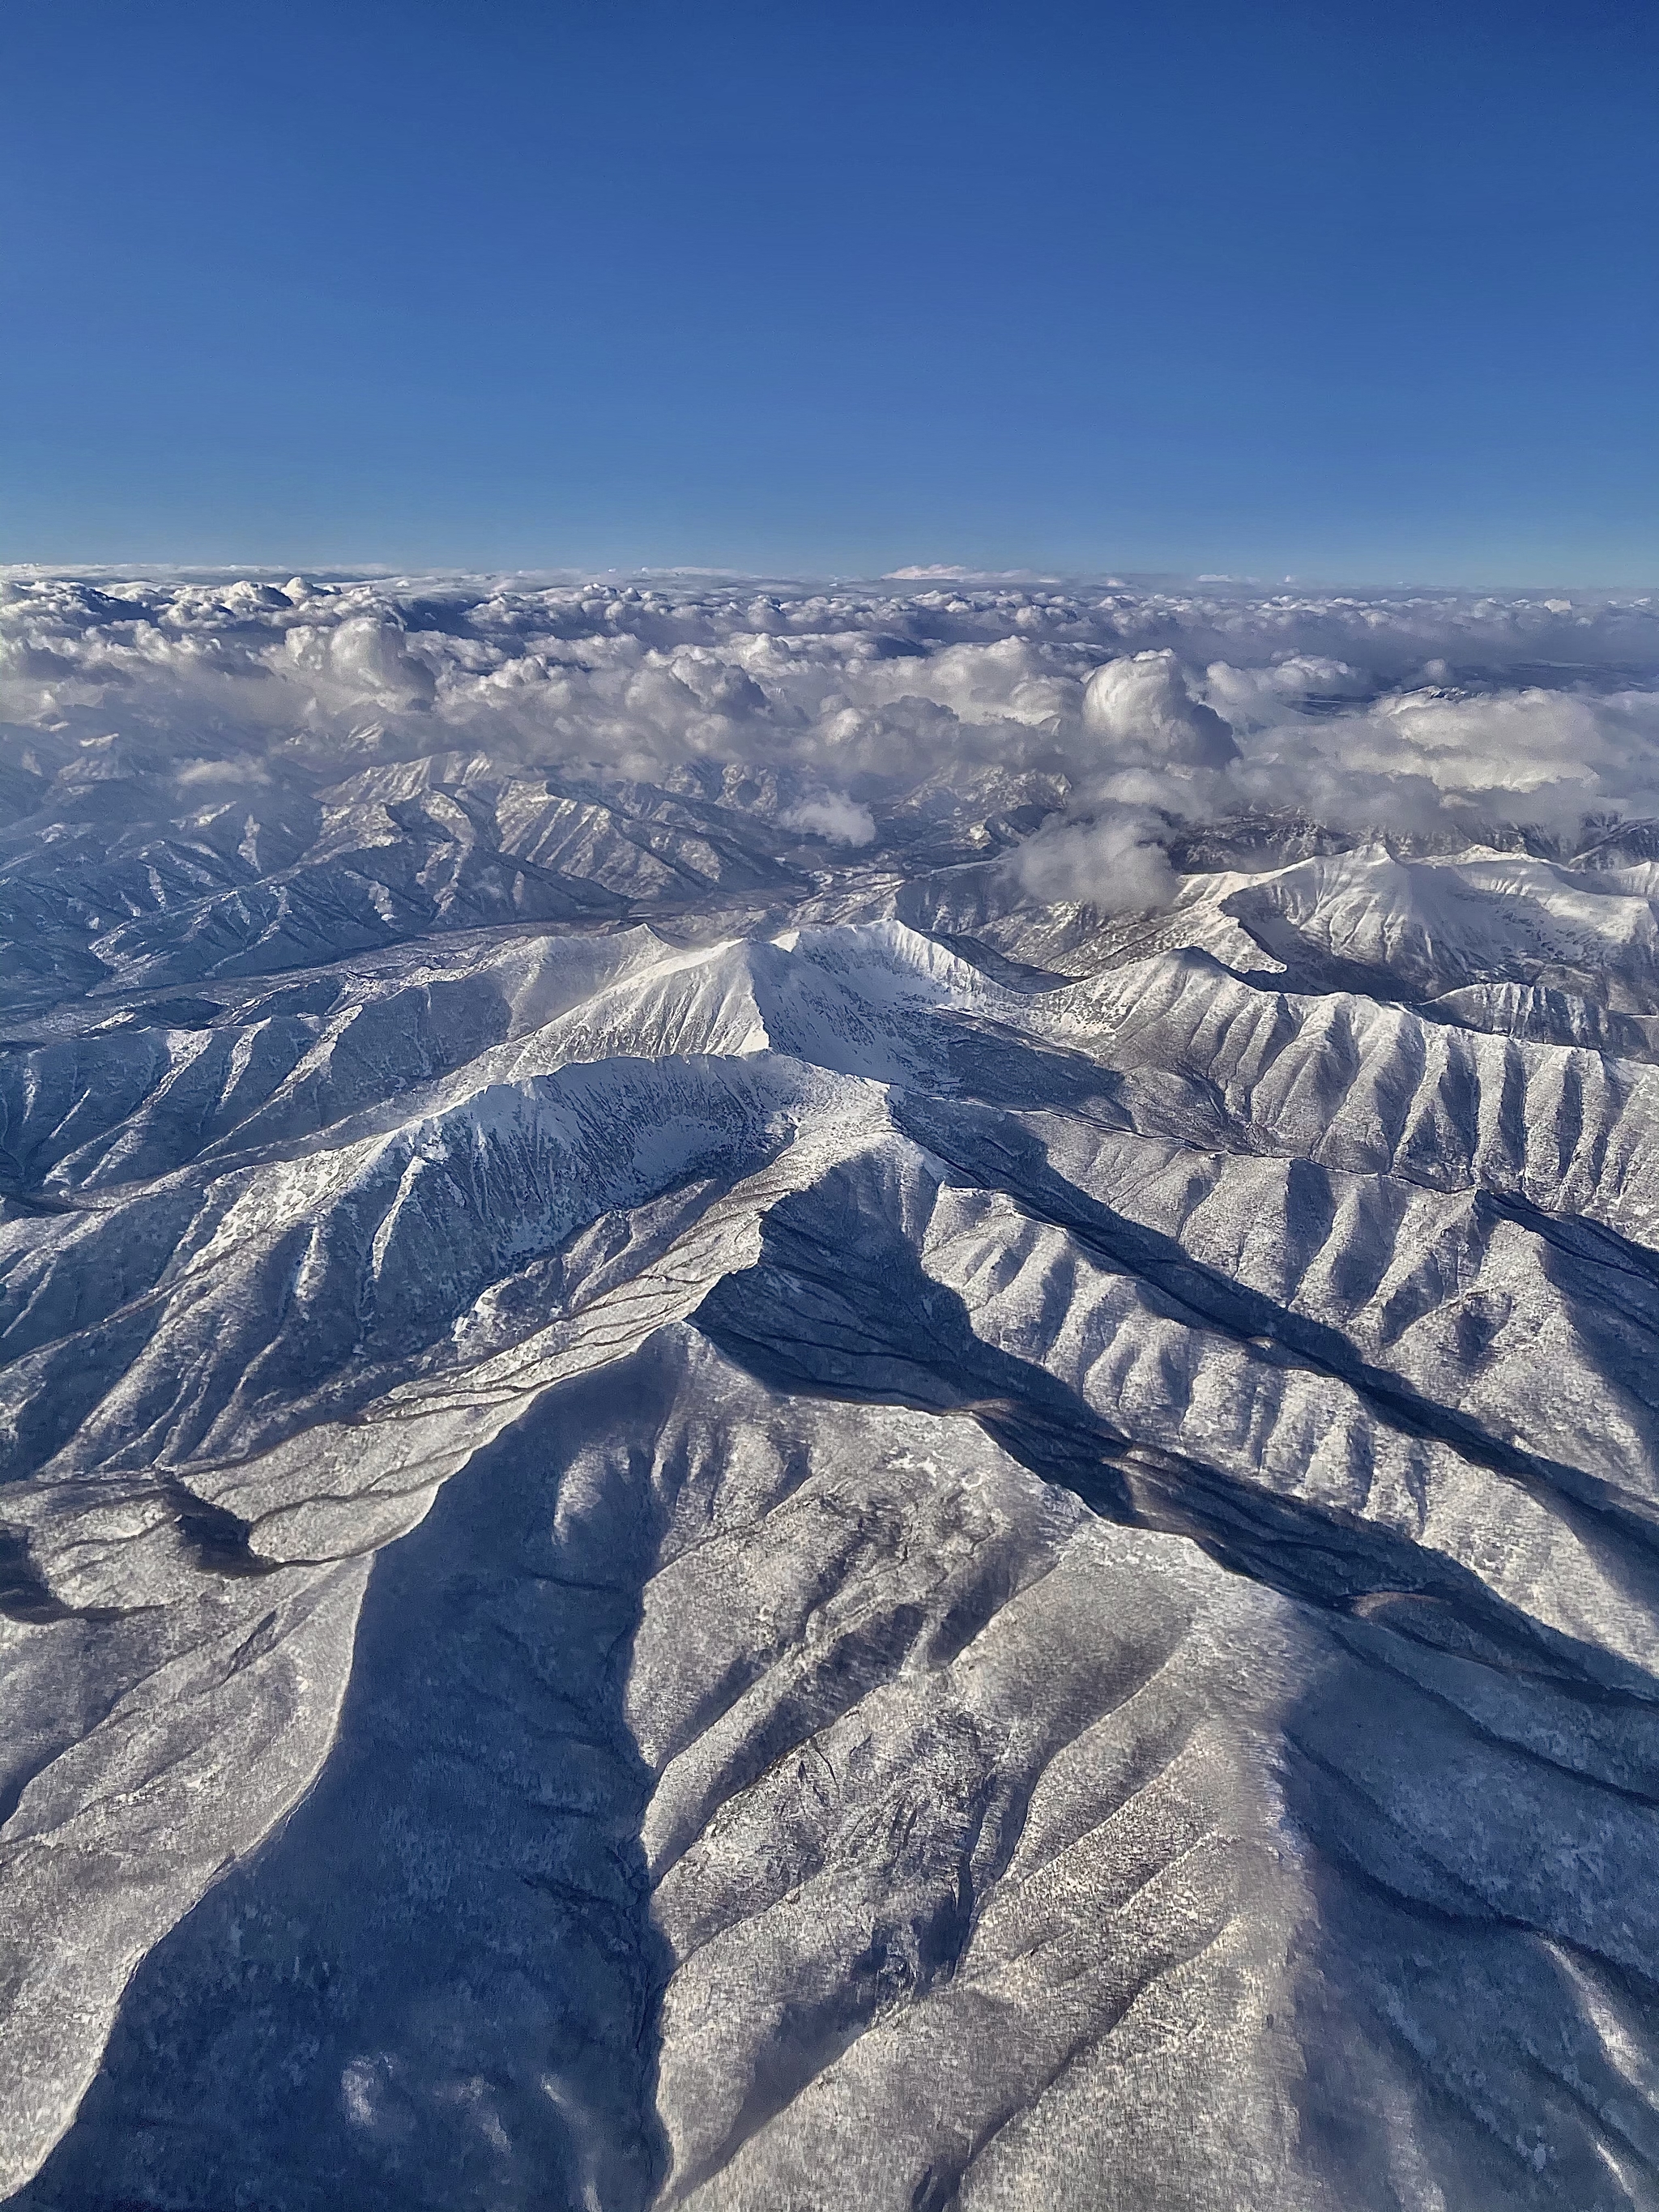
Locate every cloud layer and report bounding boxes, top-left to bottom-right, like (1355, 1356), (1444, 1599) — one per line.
(4, 569), (1657, 908)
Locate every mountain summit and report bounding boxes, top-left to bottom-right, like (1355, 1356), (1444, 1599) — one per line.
(2, 573), (1657, 2210)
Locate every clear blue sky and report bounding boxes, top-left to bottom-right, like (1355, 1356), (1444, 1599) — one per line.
(3, 0), (1654, 583)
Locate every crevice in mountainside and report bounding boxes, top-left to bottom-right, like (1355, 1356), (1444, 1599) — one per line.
(692, 1190), (1659, 1706)
(892, 1090), (1659, 1553)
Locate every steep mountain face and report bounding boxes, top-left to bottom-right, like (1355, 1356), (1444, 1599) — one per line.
(2, 572), (1659, 2210)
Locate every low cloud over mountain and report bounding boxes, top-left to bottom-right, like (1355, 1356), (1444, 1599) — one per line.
(2, 570), (1657, 2211)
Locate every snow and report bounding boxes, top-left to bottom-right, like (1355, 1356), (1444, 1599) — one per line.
(2, 573), (1658, 2210)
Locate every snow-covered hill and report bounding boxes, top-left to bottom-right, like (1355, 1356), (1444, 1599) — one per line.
(3, 571), (1659, 2209)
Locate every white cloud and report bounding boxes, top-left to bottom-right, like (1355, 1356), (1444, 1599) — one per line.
(780, 793), (877, 846)
(2, 569), (1656, 893)
(1081, 651), (1238, 768)
(1007, 812), (1177, 912)
(284, 614), (437, 707)
(173, 755), (271, 788)
(883, 565), (1062, 584)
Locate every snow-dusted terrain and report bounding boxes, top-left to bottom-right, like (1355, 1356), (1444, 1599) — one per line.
(3, 568), (1659, 2209)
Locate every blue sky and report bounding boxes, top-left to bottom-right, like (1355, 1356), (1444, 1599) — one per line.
(3, 0), (1654, 583)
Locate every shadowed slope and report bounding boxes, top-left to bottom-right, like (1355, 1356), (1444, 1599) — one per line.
(3, 693), (1659, 2212)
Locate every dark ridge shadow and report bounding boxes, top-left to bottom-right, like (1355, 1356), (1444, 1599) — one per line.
(0, 1528), (73, 1626)
(693, 1161), (1659, 2207)
(692, 1158), (1659, 1703)
(940, 1022), (1141, 1119)
(1213, 884), (1435, 1004)
(160, 1479), (277, 1579)
(892, 1091), (1659, 1597)
(9, 1372), (676, 2212)
(0, 1183), (79, 1217)
(1279, 1601), (1659, 2210)
(920, 930), (1077, 993)
(96, 996), (226, 1031)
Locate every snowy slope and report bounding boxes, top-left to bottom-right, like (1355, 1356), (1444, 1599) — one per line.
(2, 573), (1659, 2210)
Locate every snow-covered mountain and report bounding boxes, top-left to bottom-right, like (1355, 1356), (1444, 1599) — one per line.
(3, 571), (1659, 2209)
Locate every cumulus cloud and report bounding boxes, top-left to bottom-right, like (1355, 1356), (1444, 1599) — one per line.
(1006, 812), (1177, 912)
(779, 793), (877, 846)
(173, 755), (272, 788)
(2, 567), (1656, 894)
(1222, 680), (1659, 841)
(1081, 650), (1239, 769)
(284, 613), (437, 709)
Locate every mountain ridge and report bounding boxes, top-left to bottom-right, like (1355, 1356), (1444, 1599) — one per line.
(2, 574), (1657, 2207)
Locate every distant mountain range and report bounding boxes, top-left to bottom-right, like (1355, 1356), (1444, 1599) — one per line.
(2, 573), (1657, 2210)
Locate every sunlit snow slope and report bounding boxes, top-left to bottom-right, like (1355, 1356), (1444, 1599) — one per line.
(3, 569), (1659, 2210)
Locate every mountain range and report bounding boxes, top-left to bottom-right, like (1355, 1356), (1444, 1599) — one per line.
(2, 570), (1657, 2209)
